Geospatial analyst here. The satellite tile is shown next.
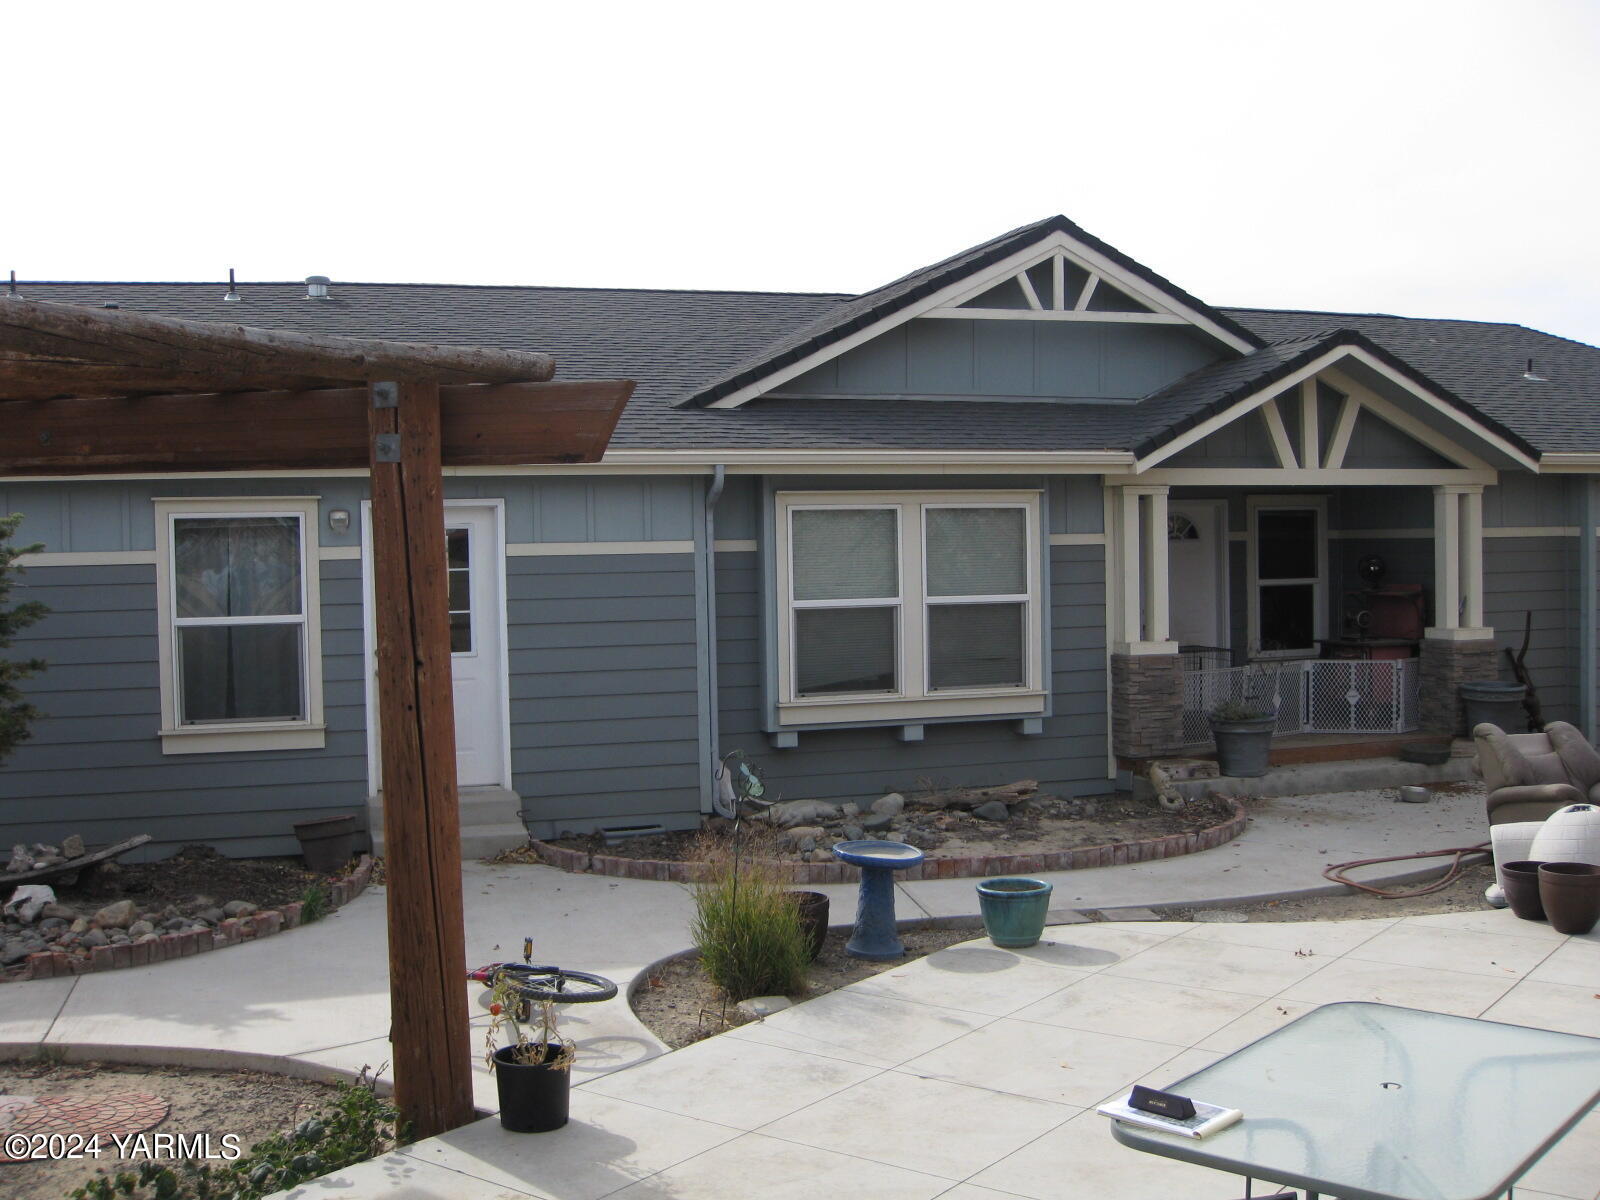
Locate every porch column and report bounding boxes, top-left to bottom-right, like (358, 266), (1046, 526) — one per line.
(1422, 484), (1496, 736)
(1110, 484), (1182, 758)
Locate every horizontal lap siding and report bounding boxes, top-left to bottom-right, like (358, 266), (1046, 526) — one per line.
(1485, 537), (1579, 724)
(715, 546), (1109, 804)
(507, 553), (702, 838)
(0, 562), (369, 859)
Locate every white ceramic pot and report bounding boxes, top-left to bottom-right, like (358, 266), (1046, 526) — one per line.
(1530, 803), (1600, 867)
(1490, 821), (1548, 888)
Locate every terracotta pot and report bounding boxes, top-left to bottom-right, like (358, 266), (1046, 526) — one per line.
(1500, 860), (1547, 922)
(1537, 862), (1600, 935)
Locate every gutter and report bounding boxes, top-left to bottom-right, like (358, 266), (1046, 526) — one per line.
(699, 465), (727, 811)
(1583, 479), (1598, 741)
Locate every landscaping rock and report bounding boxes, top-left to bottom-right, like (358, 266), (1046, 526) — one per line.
(798, 837), (817, 853)
(870, 792), (906, 819)
(5, 845), (28, 874)
(222, 900), (258, 918)
(766, 799), (843, 828)
(0, 939), (31, 965)
(807, 848), (833, 863)
(40, 902), (78, 921)
(735, 995), (793, 1019)
(93, 899), (138, 928)
(840, 802), (861, 819)
(39, 917), (67, 936)
(68, 918), (88, 934)
(861, 812), (895, 831)
(61, 834), (86, 860)
(197, 908), (224, 926)
(780, 825), (827, 850)
(973, 801), (1011, 822)
(80, 929), (109, 949)
(128, 920), (154, 938)
(842, 824), (864, 842)
(5, 885), (56, 923)
(162, 917), (188, 932)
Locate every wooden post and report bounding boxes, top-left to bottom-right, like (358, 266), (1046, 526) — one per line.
(367, 379), (475, 1138)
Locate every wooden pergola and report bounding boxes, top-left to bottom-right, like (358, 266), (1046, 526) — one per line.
(0, 297), (633, 1138)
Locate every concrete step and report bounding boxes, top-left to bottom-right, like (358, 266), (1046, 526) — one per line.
(368, 786), (527, 859)
(1135, 753), (1477, 802)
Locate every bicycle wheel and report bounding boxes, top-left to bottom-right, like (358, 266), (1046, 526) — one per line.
(495, 964), (618, 1004)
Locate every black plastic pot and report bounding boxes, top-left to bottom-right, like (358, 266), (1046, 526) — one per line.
(1538, 862), (1600, 936)
(494, 1043), (571, 1132)
(1460, 681), (1528, 733)
(292, 814), (357, 874)
(1209, 716), (1276, 777)
(789, 891), (829, 961)
(1500, 860), (1548, 922)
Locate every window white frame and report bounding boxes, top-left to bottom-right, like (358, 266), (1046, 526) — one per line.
(154, 496), (325, 754)
(774, 490), (1045, 726)
(1246, 494), (1328, 660)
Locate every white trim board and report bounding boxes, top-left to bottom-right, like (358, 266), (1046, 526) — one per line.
(506, 540), (694, 556)
(15, 550), (157, 566)
(1048, 532), (1107, 545)
(705, 230), (1258, 409)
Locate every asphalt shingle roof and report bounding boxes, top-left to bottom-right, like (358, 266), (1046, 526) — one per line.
(10, 251), (1598, 458)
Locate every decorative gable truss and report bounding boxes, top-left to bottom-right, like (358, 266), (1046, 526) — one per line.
(926, 247), (1193, 326)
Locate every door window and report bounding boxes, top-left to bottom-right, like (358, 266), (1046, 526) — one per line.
(447, 527), (473, 653)
(1253, 506), (1322, 655)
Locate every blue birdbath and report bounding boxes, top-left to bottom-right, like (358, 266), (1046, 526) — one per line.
(832, 839), (925, 960)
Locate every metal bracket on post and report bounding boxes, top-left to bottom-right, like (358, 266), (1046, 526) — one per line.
(372, 381), (399, 408)
(374, 434), (401, 462)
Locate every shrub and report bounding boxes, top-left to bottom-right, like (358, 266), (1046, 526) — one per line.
(689, 831), (810, 1001)
(298, 882), (328, 924)
(68, 1071), (406, 1200)
(0, 512), (48, 766)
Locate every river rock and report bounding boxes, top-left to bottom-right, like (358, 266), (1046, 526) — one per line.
(862, 811), (895, 831)
(0, 939), (31, 965)
(973, 801), (1011, 821)
(40, 903), (78, 921)
(780, 825), (827, 850)
(93, 899), (138, 928)
(222, 900), (258, 918)
(736, 995), (793, 1019)
(766, 799), (843, 828)
(842, 824), (864, 842)
(61, 835), (86, 860)
(197, 908), (224, 926)
(68, 918), (88, 934)
(5, 845), (28, 873)
(128, 920), (154, 938)
(38, 918), (67, 936)
(870, 792), (906, 819)
(80, 929), (109, 949)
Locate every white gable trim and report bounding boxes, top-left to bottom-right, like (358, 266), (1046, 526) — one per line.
(1134, 344), (1536, 474)
(705, 229), (1258, 408)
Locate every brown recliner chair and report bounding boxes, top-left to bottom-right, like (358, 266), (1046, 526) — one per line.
(1473, 720), (1600, 825)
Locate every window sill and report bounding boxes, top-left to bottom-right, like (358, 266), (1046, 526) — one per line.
(776, 690), (1046, 728)
(159, 723), (327, 756)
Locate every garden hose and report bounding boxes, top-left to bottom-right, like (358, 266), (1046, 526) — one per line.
(1321, 843), (1492, 899)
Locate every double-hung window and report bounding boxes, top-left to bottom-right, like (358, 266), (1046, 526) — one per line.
(154, 497), (325, 753)
(775, 490), (1045, 727)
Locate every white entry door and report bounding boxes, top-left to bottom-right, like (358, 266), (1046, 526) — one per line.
(444, 507), (507, 787)
(1167, 500), (1229, 649)
(363, 501), (509, 791)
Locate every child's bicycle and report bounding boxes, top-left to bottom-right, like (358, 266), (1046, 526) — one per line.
(469, 938), (618, 1017)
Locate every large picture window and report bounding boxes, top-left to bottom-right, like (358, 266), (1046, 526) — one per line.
(155, 498), (325, 753)
(775, 491), (1045, 726)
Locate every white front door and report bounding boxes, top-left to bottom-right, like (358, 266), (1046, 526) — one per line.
(1168, 500), (1229, 649)
(363, 501), (509, 791)
(444, 507), (507, 787)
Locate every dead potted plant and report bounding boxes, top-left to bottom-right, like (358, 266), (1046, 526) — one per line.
(484, 973), (576, 1132)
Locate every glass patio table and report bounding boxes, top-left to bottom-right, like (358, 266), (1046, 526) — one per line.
(1110, 1002), (1600, 1200)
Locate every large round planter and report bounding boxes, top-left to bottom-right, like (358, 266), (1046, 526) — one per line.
(1530, 804), (1600, 867)
(292, 814), (357, 874)
(1460, 681), (1527, 733)
(1210, 716), (1276, 778)
(976, 877), (1053, 948)
(789, 891), (829, 961)
(493, 1043), (571, 1132)
(1500, 860), (1548, 922)
(1538, 863), (1600, 936)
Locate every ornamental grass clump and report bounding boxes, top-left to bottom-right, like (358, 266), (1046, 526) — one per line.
(689, 830), (809, 1001)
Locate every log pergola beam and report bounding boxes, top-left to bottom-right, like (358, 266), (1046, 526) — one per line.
(0, 296), (557, 398)
(0, 300), (631, 1142)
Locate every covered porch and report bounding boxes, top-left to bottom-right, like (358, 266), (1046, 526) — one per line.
(1103, 341), (1534, 762)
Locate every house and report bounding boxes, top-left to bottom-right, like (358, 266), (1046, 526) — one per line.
(4, 215), (1598, 859)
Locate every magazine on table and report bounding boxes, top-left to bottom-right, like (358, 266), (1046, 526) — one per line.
(1098, 1092), (1243, 1139)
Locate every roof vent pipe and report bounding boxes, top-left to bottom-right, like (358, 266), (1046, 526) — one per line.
(223, 267), (240, 303)
(1523, 357), (1547, 382)
(305, 275), (331, 301)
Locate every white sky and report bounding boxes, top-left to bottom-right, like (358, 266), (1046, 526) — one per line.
(7, 1), (1598, 344)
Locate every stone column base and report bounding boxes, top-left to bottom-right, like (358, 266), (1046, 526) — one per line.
(1111, 653), (1184, 758)
(1419, 636), (1500, 736)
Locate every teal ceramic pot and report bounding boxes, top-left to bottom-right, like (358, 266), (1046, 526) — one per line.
(976, 877), (1054, 948)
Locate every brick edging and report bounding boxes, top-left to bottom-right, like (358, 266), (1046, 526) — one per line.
(4, 855), (375, 984)
(527, 801), (1248, 884)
